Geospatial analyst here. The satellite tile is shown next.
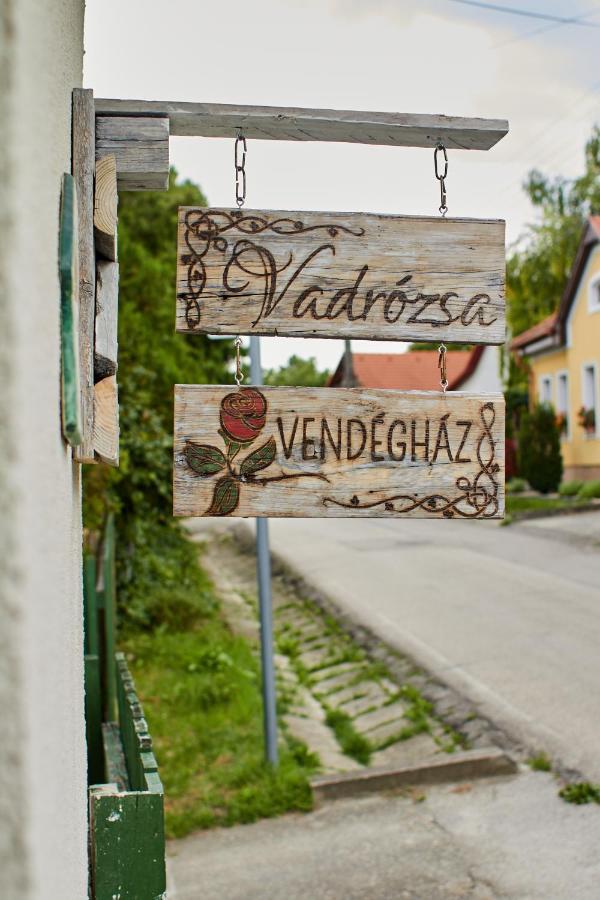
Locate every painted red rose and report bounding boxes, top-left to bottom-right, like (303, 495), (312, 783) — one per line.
(220, 388), (267, 444)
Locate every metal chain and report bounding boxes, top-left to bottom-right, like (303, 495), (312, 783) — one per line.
(434, 142), (448, 217)
(233, 131), (247, 384)
(234, 336), (244, 386)
(234, 129), (247, 208)
(438, 343), (448, 392)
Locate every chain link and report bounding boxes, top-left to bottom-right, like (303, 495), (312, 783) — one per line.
(434, 142), (448, 217)
(234, 336), (244, 386)
(438, 343), (448, 392)
(233, 132), (247, 384)
(234, 130), (247, 208)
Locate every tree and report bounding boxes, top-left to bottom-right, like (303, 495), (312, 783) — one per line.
(83, 170), (232, 628)
(518, 404), (563, 494)
(507, 126), (600, 341)
(263, 354), (330, 386)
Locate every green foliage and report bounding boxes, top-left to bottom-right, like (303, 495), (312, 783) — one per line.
(263, 354), (330, 386)
(124, 603), (317, 837)
(83, 170), (232, 628)
(506, 495), (576, 518)
(577, 479), (600, 500)
(324, 708), (372, 764)
(518, 404), (563, 494)
(507, 126), (600, 342)
(507, 477), (527, 494)
(559, 782), (600, 805)
(559, 480), (584, 497)
(528, 752), (552, 772)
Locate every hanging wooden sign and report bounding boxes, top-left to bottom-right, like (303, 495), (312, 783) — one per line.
(174, 386), (504, 519)
(176, 208), (505, 345)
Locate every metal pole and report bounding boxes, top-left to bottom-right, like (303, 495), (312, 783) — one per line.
(249, 336), (279, 765)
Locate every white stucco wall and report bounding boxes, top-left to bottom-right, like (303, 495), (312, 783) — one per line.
(459, 345), (503, 393)
(0, 2), (88, 898)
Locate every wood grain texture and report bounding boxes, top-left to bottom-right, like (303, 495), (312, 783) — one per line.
(94, 99), (508, 150)
(95, 260), (118, 380)
(72, 88), (96, 462)
(174, 386), (505, 519)
(95, 115), (169, 190)
(93, 375), (119, 466)
(94, 155), (118, 260)
(176, 208), (505, 345)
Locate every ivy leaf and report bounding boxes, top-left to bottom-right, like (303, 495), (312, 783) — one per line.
(240, 436), (276, 477)
(184, 442), (226, 476)
(206, 477), (240, 516)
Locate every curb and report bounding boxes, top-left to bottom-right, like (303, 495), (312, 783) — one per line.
(310, 748), (518, 803)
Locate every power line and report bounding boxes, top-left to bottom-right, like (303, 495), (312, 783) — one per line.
(447, 0), (600, 27)
(492, 6), (600, 48)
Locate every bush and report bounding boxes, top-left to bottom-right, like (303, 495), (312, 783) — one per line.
(507, 477), (527, 494)
(518, 405), (563, 494)
(559, 480), (584, 497)
(577, 479), (600, 500)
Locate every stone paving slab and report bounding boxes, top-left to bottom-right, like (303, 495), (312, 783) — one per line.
(353, 701), (408, 735)
(312, 666), (365, 694)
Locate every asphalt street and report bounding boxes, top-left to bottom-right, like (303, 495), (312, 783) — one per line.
(266, 512), (600, 779)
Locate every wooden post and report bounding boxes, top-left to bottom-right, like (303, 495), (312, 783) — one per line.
(72, 88), (97, 463)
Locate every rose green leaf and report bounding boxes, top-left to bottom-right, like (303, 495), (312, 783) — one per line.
(239, 436), (277, 477)
(206, 476), (240, 516)
(184, 442), (226, 476)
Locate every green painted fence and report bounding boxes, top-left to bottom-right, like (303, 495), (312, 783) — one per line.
(84, 515), (166, 899)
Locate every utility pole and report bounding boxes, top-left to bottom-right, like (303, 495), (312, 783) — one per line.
(249, 335), (278, 765)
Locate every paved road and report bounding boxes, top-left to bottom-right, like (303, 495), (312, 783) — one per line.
(267, 513), (600, 779)
(168, 771), (600, 899)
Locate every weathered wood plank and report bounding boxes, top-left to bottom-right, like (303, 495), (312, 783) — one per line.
(174, 386), (505, 519)
(176, 208), (505, 345)
(94, 155), (118, 260)
(90, 788), (165, 900)
(95, 115), (169, 190)
(94, 99), (508, 150)
(72, 88), (96, 462)
(95, 260), (118, 379)
(93, 376), (119, 466)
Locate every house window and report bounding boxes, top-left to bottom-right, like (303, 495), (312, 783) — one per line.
(539, 375), (552, 407)
(589, 274), (600, 314)
(557, 372), (569, 439)
(581, 364), (598, 437)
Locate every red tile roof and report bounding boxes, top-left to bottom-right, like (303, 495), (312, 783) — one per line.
(329, 348), (482, 391)
(510, 312), (558, 351)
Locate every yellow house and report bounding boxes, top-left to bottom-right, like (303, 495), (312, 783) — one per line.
(511, 217), (600, 482)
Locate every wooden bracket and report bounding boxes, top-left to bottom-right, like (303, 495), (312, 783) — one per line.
(95, 115), (170, 190)
(72, 88), (97, 462)
(94, 99), (508, 150)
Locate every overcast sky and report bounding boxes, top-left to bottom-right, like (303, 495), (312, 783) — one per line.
(84, 0), (599, 371)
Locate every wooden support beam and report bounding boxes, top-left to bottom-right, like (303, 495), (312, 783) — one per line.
(95, 260), (118, 380)
(94, 376), (119, 466)
(95, 115), (169, 190)
(94, 99), (508, 150)
(94, 155), (118, 260)
(72, 88), (97, 463)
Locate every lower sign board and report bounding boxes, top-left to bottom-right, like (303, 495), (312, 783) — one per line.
(176, 208), (505, 345)
(173, 386), (505, 519)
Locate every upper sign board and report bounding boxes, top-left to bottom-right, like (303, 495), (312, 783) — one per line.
(176, 208), (505, 345)
(174, 386), (505, 520)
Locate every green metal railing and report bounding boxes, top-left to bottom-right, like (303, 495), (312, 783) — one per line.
(84, 515), (166, 899)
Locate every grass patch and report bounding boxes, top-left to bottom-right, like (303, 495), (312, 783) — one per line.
(325, 708), (372, 764)
(506, 495), (580, 519)
(528, 752), (552, 772)
(122, 546), (317, 839)
(559, 782), (600, 805)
